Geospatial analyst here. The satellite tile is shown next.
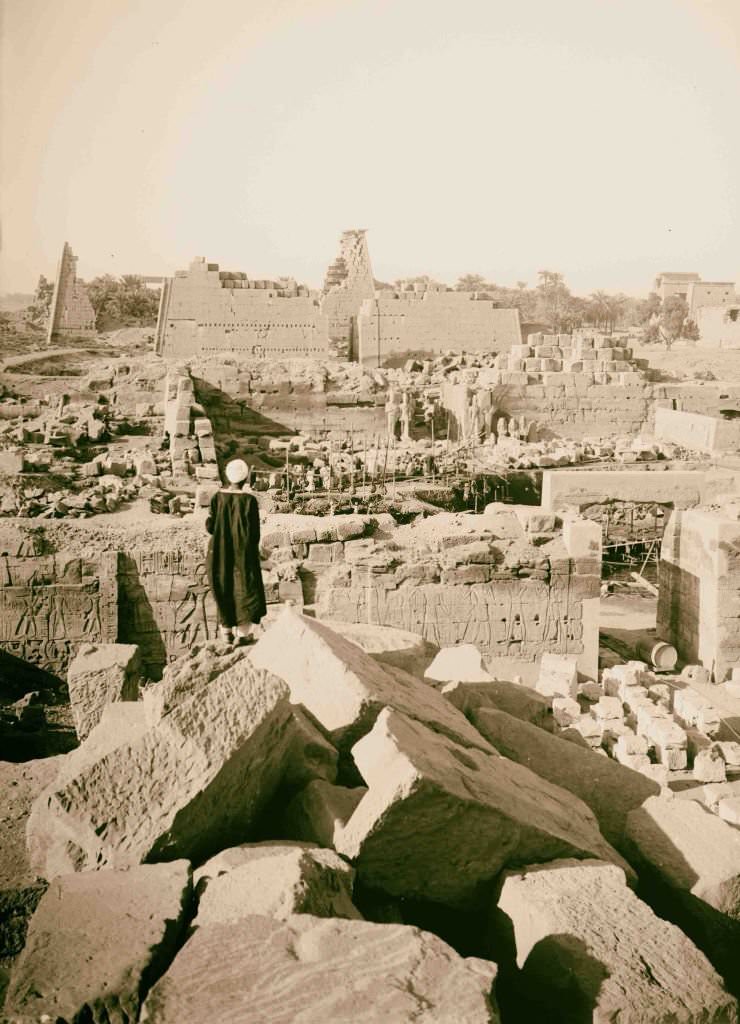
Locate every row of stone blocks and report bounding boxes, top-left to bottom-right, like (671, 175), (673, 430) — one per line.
(7, 612), (740, 1021)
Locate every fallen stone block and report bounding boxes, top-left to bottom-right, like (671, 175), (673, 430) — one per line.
(249, 608), (492, 753)
(335, 707), (629, 909)
(592, 695), (623, 721)
(442, 679), (554, 732)
(424, 643), (493, 684)
(322, 620), (438, 677)
(470, 707), (656, 854)
(28, 657), (297, 878)
(282, 780), (367, 847)
(4, 861), (191, 1024)
(535, 652), (578, 700)
(496, 859), (735, 1024)
(67, 642), (141, 742)
(694, 746), (727, 783)
(552, 696), (580, 727)
(719, 798), (740, 827)
(625, 795), (740, 919)
(283, 706), (338, 788)
(193, 842), (360, 925)
(140, 915), (499, 1023)
(718, 741), (740, 767)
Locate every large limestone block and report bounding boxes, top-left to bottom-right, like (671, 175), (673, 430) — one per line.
(497, 859), (736, 1024)
(249, 607), (492, 752)
(283, 780), (367, 847)
(323, 620), (439, 677)
(194, 842), (360, 924)
(4, 861), (191, 1024)
(67, 642), (142, 741)
(470, 707), (658, 852)
(535, 653), (578, 699)
(27, 659), (296, 879)
(141, 915), (499, 1024)
(424, 644), (493, 684)
(334, 707), (630, 909)
(443, 679), (555, 732)
(625, 795), (740, 919)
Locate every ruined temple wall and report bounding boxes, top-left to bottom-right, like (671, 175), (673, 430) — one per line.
(312, 513), (601, 680)
(357, 295), (522, 367)
(157, 266), (330, 360)
(657, 507), (740, 682)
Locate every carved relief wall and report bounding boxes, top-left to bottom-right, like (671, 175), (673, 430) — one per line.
(118, 545), (219, 679)
(0, 531), (117, 675)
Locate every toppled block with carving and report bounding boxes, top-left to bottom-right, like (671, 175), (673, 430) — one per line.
(27, 657), (296, 879)
(4, 861), (191, 1024)
(140, 915), (499, 1024)
(496, 859), (736, 1024)
(424, 644), (493, 684)
(193, 842), (360, 925)
(625, 795), (740, 920)
(249, 607), (493, 753)
(67, 643), (142, 741)
(334, 707), (629, 909)
(283, 780), (367, 847)
(471, 707), (657, 854)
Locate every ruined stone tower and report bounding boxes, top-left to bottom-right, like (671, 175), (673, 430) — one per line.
(321, 229), (375, 359)
(46, 242), (96, 345)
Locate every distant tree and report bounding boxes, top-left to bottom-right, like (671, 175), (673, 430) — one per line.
(683, 317), (700, 341)
(87, 274), (159, 329)
(373, 279), (394, 290)
(662, 295), (690, 341)
(636, 291), (662, 324)
(25, 274), (54, 327)
(643, 321), (661, 344)
(456, 274), (488, 292)
(535, 270), (573, 331)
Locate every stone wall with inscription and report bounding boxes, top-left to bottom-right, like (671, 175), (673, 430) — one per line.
(118, 544), (219, 679)
(0, 529), (117, 675)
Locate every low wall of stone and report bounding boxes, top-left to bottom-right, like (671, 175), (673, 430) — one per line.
(540, 468), (740, 512)
(654, 408), (740, 454)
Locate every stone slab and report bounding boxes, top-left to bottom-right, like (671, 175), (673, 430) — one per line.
(140, 915), (499, 1023)
(67, 642), (142, 742)
(4, 861), (191, 1024)
(497, 859), (735, 1024)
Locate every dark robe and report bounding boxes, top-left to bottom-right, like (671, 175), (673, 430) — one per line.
(206, 488), (267, 627)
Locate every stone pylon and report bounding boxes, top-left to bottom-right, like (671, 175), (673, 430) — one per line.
(46, 242), (96, 345)
(321, 230), (375, 360)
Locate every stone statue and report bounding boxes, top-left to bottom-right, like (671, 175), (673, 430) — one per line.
(468, 395), (481, 444)
(385, 388), (401, 440)
(400, 391), (413, 441)
(497, 416), (508, 442)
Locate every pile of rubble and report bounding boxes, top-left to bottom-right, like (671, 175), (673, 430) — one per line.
(2, 610), (740, 1021)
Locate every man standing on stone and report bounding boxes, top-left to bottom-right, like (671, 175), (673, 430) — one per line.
(206, 459), (266, 646)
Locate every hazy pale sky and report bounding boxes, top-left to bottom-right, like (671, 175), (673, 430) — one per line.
(2, 0), (740, 296)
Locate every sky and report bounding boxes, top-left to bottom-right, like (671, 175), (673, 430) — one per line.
(2, 0), (740, 297)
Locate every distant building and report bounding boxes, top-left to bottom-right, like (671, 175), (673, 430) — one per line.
(653, 272), (702, 304)
(46, 242), (96, 345)
(686, 281), (737, 321)
(357, 286), (522, 367)
(695, 304), (740, 349)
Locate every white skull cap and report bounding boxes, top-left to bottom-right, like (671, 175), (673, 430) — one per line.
(225, 458), (249, 484)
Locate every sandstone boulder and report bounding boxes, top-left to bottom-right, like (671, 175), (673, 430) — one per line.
(470, 707), (658, 852)
(283, 780), (367, 847)
(442, 679), (554, 732)
(334, 707), (630, 908)
(496, 859), (736, 1024)
(141, 915), (499, 1023)
(27, 657), (297, 878)
(535, 653), (578, 700)
(324, 620), (439, 677)
(625, 795), (740, 919)
(4, 861), (191, 1024)
(194, 842), (360, 924)
(249, 607), (492, 752)
(67, 642), (142, 741)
